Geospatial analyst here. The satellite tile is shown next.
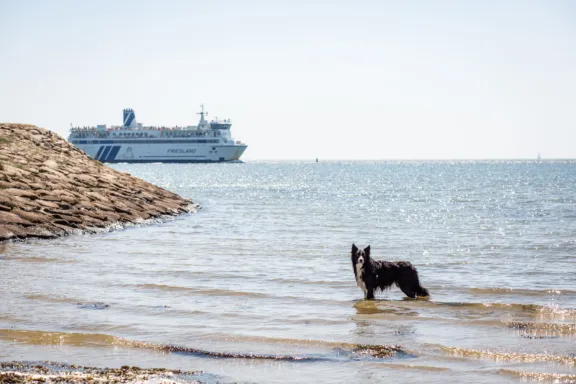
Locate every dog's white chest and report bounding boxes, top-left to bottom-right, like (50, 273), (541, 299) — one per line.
(355, 264), (367, 295)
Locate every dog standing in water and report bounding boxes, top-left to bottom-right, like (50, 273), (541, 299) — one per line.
(351, 244), (429, 300)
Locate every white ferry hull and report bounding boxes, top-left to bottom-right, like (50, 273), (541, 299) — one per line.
(68, 106), (247, 163)
(75, 142), (247, 163)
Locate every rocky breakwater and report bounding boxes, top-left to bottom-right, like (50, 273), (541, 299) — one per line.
(0, 123), (199, 242)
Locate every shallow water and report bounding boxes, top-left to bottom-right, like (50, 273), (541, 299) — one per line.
(1, 160), (576, 383)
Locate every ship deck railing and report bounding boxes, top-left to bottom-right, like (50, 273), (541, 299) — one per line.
(70, 126), (200, 131)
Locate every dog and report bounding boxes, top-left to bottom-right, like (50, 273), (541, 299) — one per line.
(351, 244), (429, 300)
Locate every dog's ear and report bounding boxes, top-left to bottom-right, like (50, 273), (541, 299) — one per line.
(352, 243), (358, 254)
(364, 245), (370, 256)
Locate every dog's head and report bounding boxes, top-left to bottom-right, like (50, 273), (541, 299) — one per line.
(351, 243), (371, 268)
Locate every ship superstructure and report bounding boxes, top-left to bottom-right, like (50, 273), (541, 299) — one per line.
(67, 106), (247, 163)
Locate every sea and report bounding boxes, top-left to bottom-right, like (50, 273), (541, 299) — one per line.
(1, 160), (575, 383)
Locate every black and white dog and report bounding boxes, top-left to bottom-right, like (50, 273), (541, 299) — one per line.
(351, 244), (429, 300)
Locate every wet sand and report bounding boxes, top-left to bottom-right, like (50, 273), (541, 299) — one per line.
(0, 361), (202, 383)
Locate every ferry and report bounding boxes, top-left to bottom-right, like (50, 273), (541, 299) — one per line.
(67, 106), (247, 163)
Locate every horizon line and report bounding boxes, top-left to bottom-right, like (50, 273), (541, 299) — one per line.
(240, 158), (575, 162)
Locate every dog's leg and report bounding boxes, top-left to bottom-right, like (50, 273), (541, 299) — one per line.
(365, 288), (375, 300)
(396, 279), (417, 299)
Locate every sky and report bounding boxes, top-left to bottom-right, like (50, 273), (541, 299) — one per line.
(1, 0), (575, 160)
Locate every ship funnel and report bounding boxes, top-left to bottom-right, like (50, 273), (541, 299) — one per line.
(123, 108), (136, 128)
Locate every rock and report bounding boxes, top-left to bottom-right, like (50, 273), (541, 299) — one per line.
(10, 209), (51, 224)
(136, 203), (163, 217)
(1, 224), (29, 238)
(40, 193), (78, 205)
(36, 199), (60, 209)
(15, 225), (56, 239)
(1, 163), (28, 177)
(0, 226), (15, 241)
(42, 189), (76, 199)
(79, 215), (108, 227)
(52, 213), (84, 225)
(117, 212), (143, 222)
(80, 209), (120, 222)
(112, 201), (133, 214)
(0, 194), (21, 208)
(0, 123), (198, 242)
(27, 182), (46, 190)
(84, 191), (110, 203)
(0, 211), (33, 226)
(40, 173), (68, 184)
(43, 159), (58, 169)
(90, 201), (116, 212)
(0, 181), (30, 190)
(37, 223), (66, 237)
(2, 188), (38, 199)
(17, 200), (40, 212)
(74, 174), (98, 186)
(52, 223), (78, 234)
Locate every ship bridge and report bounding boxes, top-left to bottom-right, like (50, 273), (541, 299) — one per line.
(210, 119), (232, 130)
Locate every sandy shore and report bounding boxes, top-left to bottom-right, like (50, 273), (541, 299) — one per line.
(0, 361), (203, 383)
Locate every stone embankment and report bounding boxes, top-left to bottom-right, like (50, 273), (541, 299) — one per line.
(0, 123), (199, 242)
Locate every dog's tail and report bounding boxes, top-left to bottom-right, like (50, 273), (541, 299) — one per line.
(414, 283), (429, 297)
(412, 268), (429, 297)
(396, 262), (430, 298)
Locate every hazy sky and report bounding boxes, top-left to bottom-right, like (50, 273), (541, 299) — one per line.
(1, 0), (575, 160)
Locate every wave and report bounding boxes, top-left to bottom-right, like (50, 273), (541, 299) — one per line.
(130, 283), (344, 305)
(0, 328), (405, 361)
(25, 295), (112, 310)
(76, 302), (110, 310)
(354, 299), (576, 320)
(467, 287), (576, 297)
(133, 305), (345, 327)
(0, 329), (125, 348)
(203, 332), (403, 354)
(373, 363), (450, 372)
(24, 294), (80, 304)
(529, 304), (576, 319)
(504, 321), (576, 336)
(2, 256), (75, 263)
(269, 277), (351, 288)
(131, 270), (353, 290)
(441, 346), (576, 365)
(500, 369), (576, 383)
(132, 283), (203, 292)
(0, 314), (25, 324)
(133, 283), (270, 298)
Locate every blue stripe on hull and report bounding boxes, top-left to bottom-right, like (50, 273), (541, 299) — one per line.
(103, 159), (244, 164)
(98, 146), (112, 161)
(94, 146), (105, 160)
(105, 145), (122, 161)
